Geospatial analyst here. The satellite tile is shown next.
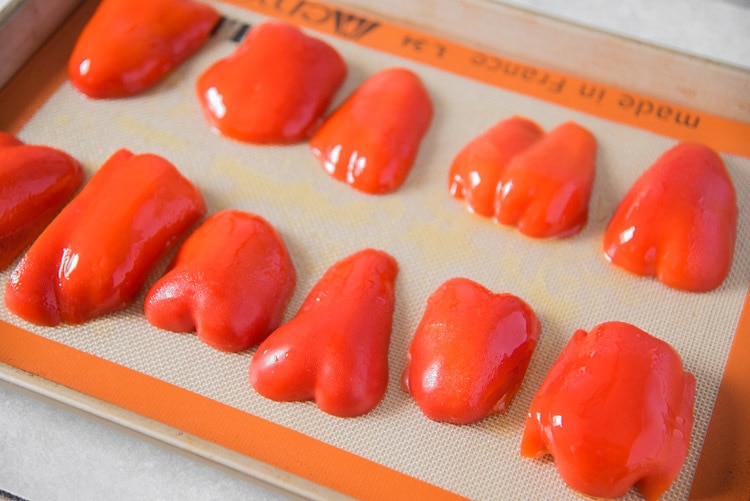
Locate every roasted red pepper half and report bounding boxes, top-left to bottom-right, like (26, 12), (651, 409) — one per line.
(494, 121), (597, 237)
(145, 210), (297, 352)
(403, 277), (540, 424)
(249, 249), (398, 417)
(68, 0), (220, 98)
(449, 117), (544, 217)
(521, 321), (696, 501)
(0, 132), (83, 270)
(603, 142), (737, 292)
(450, 119), (596, 237)
(196, 22), (347, 144)
(4, 149), (206, 326)
(310, 67), (433, 194)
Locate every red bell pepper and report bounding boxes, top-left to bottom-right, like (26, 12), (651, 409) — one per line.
(0, 132), (20, 148)
(449, 117), (544, 217)
(494, 121), (597, 237)
(521, 321), (695, 501)
(4, 149), (206, 326)
(145, 210), (297, 352)
(309, 67), (433, 194)
(249, 249), (398, 417)
(603, 142), (737, 292)
(0, 132), (83, 270)
(68, 0), (220, 98)
(403, 277), (540, 424)
(196, 22), (347, 144)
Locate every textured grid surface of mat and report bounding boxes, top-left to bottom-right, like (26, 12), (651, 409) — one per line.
(1, 3), (748, 499)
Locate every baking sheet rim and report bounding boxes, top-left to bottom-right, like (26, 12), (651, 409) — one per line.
(0, 0), (748, 499)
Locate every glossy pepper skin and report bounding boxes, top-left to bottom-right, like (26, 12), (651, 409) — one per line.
(145, 210), (297, 352)
(403, 277), (540, 424)
(310, 67), (433, 194)
(196, 22), (347, 144)
(249, 249), (398, 417)
(521, 321), (696, 501)
(603, 142), (737, 292)
(0, 133), (83, 270)
(4, 149), (206, 326)
(494, 121), (597, 237)
(449, 117), (544, 217)
(68, 0), (220, 98)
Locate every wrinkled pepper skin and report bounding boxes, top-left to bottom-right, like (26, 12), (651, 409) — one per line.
(310, 68), (433, 194)
(145, 210), (297, 352)
(4, 149), (206, 326)
(521, 321), (696, 501)
(403, 277), (540, 424)
(196, 22), (347, 144)
(249, 249), (398, 417)
(494, 121), (597, 238)
(449, 117), (544, 217)
(603, 142), (737, 292)
(0, 133), (83, 270)
(68, 0), (220, 98)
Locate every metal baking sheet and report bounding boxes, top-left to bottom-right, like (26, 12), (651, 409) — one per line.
(1, 1), (748, 499)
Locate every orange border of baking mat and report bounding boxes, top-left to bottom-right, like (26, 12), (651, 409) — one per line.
(215, 0), (750, 160)
(0, 0), (748, 499)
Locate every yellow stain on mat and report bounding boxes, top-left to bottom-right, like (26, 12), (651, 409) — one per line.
(53, 114), (73, 128)
(115, 113), (188, 152)
(211, 153), (409, 230)
(408, 217), (482, 268)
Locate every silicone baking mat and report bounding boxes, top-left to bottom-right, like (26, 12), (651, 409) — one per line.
(1, 1), (749, 499)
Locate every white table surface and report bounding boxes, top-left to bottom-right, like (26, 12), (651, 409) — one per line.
(1, 1), (749, 500)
